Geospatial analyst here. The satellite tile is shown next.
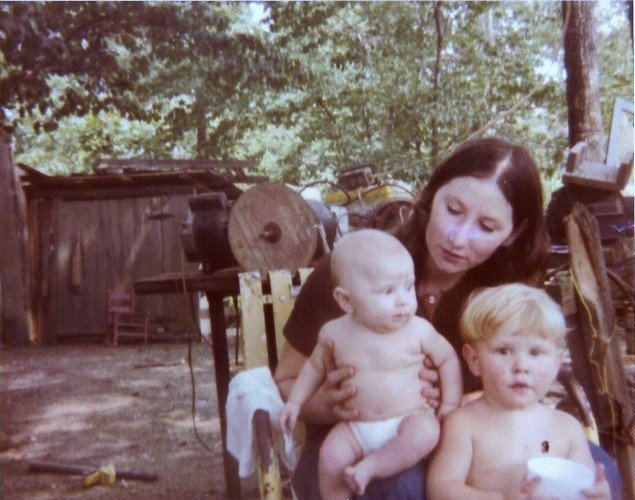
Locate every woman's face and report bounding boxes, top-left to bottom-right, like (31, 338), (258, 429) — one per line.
(425, 176), (516, 279)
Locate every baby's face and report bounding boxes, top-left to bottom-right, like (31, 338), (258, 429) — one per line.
(347, 253), (417, 333)
(464, 320), (564, 410)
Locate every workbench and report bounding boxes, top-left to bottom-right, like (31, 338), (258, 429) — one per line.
(134, 267), (242, 498)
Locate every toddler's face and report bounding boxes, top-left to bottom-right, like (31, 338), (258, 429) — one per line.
(347, 254), (417, 333)
(463, 320), (564, 409)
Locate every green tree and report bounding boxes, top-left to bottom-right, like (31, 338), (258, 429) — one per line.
(258, 2), (567, 187)
(0, 2), (180, 133)
(5, 2), (280, 171)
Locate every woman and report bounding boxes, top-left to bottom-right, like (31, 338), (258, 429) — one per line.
(274, 137), (619, 499)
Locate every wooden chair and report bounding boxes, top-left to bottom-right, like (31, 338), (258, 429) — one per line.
(107, 290), (150, 346)
(231, 268), (313, 500)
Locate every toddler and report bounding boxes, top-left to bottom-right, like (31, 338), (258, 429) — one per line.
(427, 283), (610, 499)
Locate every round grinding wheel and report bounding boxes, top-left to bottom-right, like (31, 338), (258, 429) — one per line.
(228, 182), (319, 273)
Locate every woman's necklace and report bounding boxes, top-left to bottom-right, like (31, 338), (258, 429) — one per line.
(417, 282), (448, 308)
(418, 259), (462, 313)
(424, 291), (442, 305)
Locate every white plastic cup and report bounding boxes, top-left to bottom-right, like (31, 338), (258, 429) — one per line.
(526, 456), (594, 499)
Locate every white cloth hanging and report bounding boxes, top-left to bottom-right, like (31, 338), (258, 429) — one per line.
(225, 366), (298, 477)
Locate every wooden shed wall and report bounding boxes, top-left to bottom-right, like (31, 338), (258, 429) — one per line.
(28, 194), (200, 343)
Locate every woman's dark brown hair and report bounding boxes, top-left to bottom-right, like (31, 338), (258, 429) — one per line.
(395, 136), (550, 286)
(395, 137), (550, 390)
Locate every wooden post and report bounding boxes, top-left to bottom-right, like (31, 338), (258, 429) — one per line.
(562, 1), (605, 159)
(0, 138), (31, 344)
(565, 202), (635, 498)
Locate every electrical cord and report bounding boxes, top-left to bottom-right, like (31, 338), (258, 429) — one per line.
(179, 251), (215, 452)
(187, 329), (214, 452)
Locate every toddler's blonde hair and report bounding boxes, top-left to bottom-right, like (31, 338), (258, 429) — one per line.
(460, 283), (567, 346)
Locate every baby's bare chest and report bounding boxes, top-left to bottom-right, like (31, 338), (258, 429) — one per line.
(333, 333), (424, 371)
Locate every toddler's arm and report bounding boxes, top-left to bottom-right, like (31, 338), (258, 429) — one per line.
(561, 412), (611, 499)
(427, 410), (503, 499)
(279, 338), (330, 434)
(424, 331), (462, 418)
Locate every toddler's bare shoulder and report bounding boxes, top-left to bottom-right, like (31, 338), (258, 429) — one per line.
(551, 406), (586, 431)
(443, 401), (480, 430)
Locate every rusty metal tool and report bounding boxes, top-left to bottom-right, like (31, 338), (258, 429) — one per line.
(27, 460), (158, 482)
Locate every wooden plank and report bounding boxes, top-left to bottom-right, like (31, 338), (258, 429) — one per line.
(0, 140), (31, 344)
(239, 272), (269, 370)
(565, 202), (635, 498)
(23, 176), (244, 201)
(86, 200), (106, 339)
(52, 201), (93, 339)
(269, 269), (294, 369)
(26, 199), (42, 343)
(43, 199), (60, 343)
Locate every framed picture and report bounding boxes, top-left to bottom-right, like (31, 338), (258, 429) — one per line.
(564, 97), (634, 192)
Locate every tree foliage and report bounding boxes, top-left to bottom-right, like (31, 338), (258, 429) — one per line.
(3, 1), (632, 193)
(1, 2), (176, 132)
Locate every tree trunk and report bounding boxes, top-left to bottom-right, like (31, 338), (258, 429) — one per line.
(562, 1), (604, 160)
(194, 98), (207, 159)
(431, 1), (443, 169)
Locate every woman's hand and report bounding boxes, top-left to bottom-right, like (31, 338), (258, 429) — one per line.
(420, 355), (441, 409)
(322, 339), (360, 421)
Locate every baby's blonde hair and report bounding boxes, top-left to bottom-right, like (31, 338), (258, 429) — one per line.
(460, 283), (567, 346)
(331, 229), (412, 286)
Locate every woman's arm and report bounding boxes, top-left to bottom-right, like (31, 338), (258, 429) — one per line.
(274, 340), (359, 424)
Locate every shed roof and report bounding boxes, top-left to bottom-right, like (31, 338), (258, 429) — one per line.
(18, 159), (267, 201)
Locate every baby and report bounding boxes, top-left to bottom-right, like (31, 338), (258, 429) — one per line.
(427, 283), (610, 499)
(279, 229), (462, 499)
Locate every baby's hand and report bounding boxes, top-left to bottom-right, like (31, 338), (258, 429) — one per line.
(436, 400), (459, 419)
(581, 464), (611, 499)
(279, 402), (300, 435)
(516, 474), (557, 499)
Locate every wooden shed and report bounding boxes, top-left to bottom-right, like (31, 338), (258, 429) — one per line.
(14, 158), (260, 344)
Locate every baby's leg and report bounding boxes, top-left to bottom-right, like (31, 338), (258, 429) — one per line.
(344, 410), (440, 495)
(318, 422), (363, 500)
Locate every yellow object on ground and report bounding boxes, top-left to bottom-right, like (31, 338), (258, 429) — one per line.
(83, 464), (116, 487)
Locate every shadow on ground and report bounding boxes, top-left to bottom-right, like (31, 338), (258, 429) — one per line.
(0, 343), (230, 499)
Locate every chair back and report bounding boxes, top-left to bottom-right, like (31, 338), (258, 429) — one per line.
(108, 291), (135, 318)
(238, 268), (313, 372)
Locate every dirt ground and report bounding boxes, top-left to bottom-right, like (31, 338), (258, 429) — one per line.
(2, 342), (633, 500)
(0, 341), (243, 499)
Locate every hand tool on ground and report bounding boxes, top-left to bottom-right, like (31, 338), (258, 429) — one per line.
(27, 460), (158, 482)
(82, 464), (116, 487)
